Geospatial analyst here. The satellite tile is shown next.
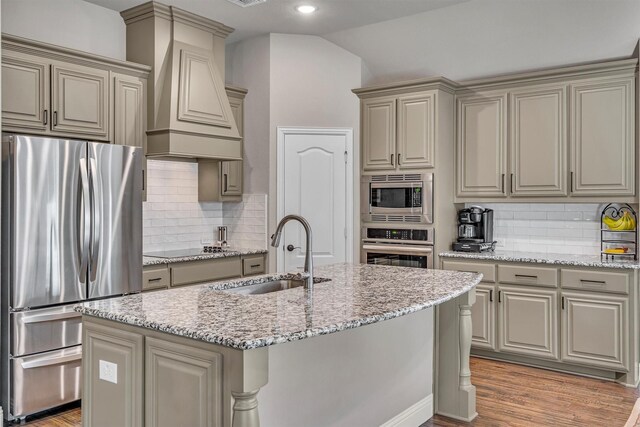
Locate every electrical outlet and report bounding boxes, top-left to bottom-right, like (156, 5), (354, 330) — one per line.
(201, 236), (213, 245)
(99, 360), (118, 384)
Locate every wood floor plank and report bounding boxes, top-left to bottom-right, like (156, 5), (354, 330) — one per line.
(16, 357), (639, 427)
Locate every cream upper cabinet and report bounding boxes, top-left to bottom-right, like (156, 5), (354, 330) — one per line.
(397, 92), (435, 169)
(497, 285), (559, 360)
(221, 93), (244, 196)
(456, 93), (508, 197)
(113, 73), (147, 200)
(2, 53), (50, 132)
(509, 85), (567, 196)
(51, 63), (110, 140)
(362, 96), (397, 171)
(570, 77), (635, 196)
(561, 291), (628, 371)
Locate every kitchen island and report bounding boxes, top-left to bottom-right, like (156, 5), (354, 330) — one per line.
(76, 263), (481, 427)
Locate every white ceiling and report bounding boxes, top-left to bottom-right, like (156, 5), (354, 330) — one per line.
(84, 0), (640, 84)
(84, 0), (468, 43)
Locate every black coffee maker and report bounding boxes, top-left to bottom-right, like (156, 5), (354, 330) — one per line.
(452, 206), (496, 252)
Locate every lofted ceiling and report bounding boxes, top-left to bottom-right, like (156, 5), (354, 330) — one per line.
(84, 0), (640, 84)
(84, 0), (469, 43)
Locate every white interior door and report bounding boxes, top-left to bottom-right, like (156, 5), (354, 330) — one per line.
(277, 128), (353, 272)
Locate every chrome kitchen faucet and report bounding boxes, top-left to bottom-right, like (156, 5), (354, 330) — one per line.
(271, 215), (314, 290)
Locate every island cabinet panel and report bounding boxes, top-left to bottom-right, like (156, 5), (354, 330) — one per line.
(509, 85), (567, 196)
(456, 93), (508, 197)
(397, 92), (435, 169)
(82, 321), (144, 427)
(51, 63), (110, 140)
(570, 76), (635, 196)
(145, 337), (223, 427)
(497, 286), (559, 360)
(362, 96), (396, 171)
(561, 291), (628, 371)
(2, 53), (50, 132)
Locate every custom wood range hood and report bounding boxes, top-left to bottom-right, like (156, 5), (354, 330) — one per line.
(121, 1), (242, 160)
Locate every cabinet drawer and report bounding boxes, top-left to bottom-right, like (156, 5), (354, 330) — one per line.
(243, 256), (265, 276)
(561, 269), (629, 295)
(142, 266), (170, 291)
(498, 264), (558, 288)
(171, 257), (242, 287)
(441, 260), (496, 283)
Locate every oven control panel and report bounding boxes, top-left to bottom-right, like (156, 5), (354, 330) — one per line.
(365, 227), (430, 242)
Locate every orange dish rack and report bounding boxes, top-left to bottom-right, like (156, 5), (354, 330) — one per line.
(600, 203), (638, 261)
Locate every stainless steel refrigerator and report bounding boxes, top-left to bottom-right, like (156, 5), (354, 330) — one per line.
(1, 134), (142, 420)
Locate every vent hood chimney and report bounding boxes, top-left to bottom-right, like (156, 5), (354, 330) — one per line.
(121, 2), (241, 160)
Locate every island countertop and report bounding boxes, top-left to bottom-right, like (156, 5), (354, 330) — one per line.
(76, 263), (481, 350)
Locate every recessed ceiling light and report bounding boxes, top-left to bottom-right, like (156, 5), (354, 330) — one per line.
(295, 5), (317, 14)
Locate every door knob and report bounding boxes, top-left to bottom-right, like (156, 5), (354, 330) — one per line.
(286, 244), (300, 252)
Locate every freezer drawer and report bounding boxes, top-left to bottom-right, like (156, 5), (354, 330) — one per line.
(11, 346), (82, 418)
(11, 305), (82, 356)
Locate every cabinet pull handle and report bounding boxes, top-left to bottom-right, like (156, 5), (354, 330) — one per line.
(391, 154), (395, 166)
(43, 110), (48, 126)
(515, 274), (538, 280)
(501, 174), (505, 194)
(579, 279), (606, 286)
(398, 153), (402, 165)
(510, 173), (514, 194)
(489, 289), (494, 302)
(148, 277), (162, 283)
(498, 290), (502, 303)
(53, 111), (58, 126)
(570, 171), (574, 192)
(142, 170), (145, 191)
(250, 264), (261, 268)
(223, 174), (228, 193)
(561, 296), (565, 310)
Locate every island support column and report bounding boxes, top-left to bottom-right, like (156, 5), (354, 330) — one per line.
(435, 289), (477, 421)
(226, 347), (269, 427)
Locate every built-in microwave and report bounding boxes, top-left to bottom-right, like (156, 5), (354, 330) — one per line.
(361, 173), (433, 224)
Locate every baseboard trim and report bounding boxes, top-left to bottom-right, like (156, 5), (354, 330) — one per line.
(380, 394), (433, 427)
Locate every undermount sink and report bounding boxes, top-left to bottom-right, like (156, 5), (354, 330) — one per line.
(222, 277), (330, 295)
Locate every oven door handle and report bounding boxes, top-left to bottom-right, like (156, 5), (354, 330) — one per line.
(370, 182), (423, 189)
(362, 244), (433, 256)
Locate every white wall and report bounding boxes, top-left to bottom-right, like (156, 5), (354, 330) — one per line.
(227, 34), (363, 271)
(1, 0), (125, 60)
(226, 35), (271, 195)
(325, 0), (640, 84)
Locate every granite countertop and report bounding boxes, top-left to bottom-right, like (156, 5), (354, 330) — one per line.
(439, 250), (640, 270)
(76, 263), (481, 350)
(143, 248), (268, 266)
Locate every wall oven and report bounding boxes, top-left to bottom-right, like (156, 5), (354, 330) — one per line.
(361, 173), (433, 223)
(361, 226), (434, 269)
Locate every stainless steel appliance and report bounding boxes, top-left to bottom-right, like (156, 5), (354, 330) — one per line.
(1, 134), (143, 420)
(361, 173), (433, 223)
(361, 226), (434, 269)
(452, 206), (496, 252)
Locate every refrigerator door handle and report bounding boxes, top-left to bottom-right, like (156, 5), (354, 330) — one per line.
(89, 158), (100, 282)
(79, 161), (90, 283)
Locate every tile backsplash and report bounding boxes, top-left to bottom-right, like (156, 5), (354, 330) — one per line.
(468, 203), (608, 255)
(143, 160), (267, 253)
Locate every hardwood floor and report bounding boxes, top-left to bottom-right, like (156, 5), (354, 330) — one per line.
(423, 357), (640, 427)
(16, 357), (639, 427)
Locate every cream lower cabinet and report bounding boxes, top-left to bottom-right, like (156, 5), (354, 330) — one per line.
(497, 286), (559, 360)
(471, 284), (497, 350)
(561, 291), (628, 371)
